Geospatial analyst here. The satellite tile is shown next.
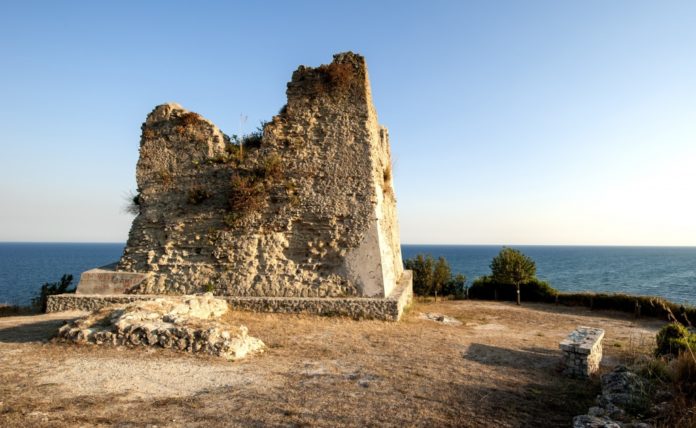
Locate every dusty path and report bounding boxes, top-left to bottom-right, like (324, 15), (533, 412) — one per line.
(0, 300), (662, 427)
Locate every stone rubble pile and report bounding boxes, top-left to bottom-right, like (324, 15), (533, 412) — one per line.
(419, 312), (462, 326)
(573, 365), (652, 428)
(56, 293), (265, 360)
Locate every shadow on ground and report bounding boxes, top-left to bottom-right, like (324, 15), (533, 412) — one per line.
(463, 342), (563, 372)
(447, 375), (599, 427)
(0, 318), (70, 343)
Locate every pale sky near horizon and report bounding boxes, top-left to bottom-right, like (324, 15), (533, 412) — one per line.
(1, 1), (695, 245)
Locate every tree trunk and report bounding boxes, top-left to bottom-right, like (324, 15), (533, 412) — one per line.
(516, 284), (521, 306)
(494, 287), (498, 301)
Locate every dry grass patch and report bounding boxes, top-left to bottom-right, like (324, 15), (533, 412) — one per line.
(0, 300), (665, 427)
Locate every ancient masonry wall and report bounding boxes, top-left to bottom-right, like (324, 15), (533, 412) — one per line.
(48, 272), (413, 321)
(116, 52), (404, 299)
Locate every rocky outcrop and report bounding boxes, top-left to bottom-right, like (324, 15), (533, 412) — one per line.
(116, 52), (404, 300)
(56, 294), (264, 360)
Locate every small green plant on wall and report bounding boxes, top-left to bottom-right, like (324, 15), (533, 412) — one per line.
(187, 186), (211, 205)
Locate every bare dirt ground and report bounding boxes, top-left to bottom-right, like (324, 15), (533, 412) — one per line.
(0, 300), (662, 427)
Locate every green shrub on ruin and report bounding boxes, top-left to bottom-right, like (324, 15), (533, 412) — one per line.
(316, 61), (356, 94)
(174, 112), (203, 135)
(257, 153), (283, 182)
(241, 131), (263, 149)
(124, 190), (141, 215)
(187, 186), (211, 205)
(226, 174), (265, 226)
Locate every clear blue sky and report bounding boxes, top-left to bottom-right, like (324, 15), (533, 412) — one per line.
(1, 1), (694, 245)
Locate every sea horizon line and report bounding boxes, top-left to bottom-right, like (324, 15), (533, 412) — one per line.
(1, 241), (695, 248)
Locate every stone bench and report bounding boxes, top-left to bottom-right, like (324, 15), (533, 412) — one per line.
(560, 326), (605, 378)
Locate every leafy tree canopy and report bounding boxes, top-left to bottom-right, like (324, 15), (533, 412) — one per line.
(404, 254), (467, 298)
(489, 247), (536, 305)
(490, 247), (536, 286)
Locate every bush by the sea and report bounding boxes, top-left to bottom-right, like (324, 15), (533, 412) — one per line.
(469, 275), (556, 301)
(469, 275), (696, 324)
(655, 323), (696, 358)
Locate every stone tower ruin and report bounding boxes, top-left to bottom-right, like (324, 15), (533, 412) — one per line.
(50, 52), (412, 320)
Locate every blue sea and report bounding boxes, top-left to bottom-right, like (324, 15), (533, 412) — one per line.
(0, 243), (694, 306)
(402, 245), (696, 306)
(0, 243), (125, 306)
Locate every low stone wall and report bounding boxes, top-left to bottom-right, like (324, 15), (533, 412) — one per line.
(48, 271), (413, 321)
(560, 326), (605, 378)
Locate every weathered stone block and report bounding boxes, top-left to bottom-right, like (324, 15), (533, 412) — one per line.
(75, 263), (149, 294)
(560, 326), (605, 378)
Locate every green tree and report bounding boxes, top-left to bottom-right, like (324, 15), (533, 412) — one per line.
(404, 254), (434, 296)
(445, 273), (468, 299)
(490, 247), (536, 305)
(404, 255), (465, 299)
(432, 256), (451, 301)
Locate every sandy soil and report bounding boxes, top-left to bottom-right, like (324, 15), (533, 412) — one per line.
(0, 300), (662, 427)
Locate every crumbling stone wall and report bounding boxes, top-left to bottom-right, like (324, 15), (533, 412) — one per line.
(118, 52), (404, 298)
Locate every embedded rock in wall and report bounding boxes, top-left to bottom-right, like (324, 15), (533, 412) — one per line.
(117, 52), (404, 299)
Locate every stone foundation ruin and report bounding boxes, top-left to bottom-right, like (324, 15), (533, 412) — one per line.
(57, 293), (265, 360)
(49, 52), (412, 320)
